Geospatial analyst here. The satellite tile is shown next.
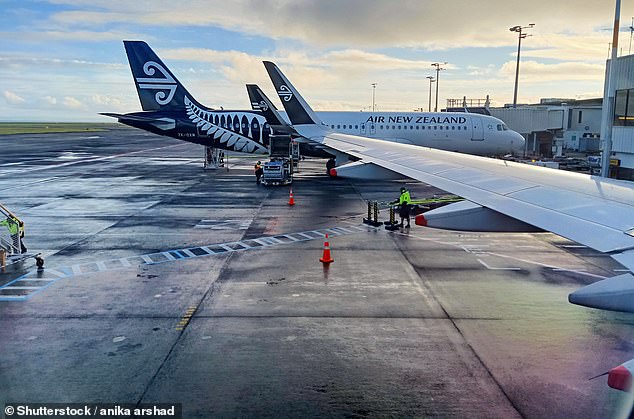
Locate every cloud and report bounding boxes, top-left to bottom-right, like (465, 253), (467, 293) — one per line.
(43, 96), (58, 105)
(4, 90), (26, 104)
(0, 30), (149, 43)
(45, 0), (633, 50)
(62, 96), (83, 108)
(498, 60), (605, 82)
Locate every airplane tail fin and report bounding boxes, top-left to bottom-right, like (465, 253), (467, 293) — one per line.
(262, 61), (324, 127)
(123, 40), (204, 112)
(246, 84), (291, 130)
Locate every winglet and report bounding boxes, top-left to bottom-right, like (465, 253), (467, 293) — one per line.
(262, 61), (323, 126)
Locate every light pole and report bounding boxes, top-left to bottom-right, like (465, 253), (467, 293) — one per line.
(371, 83), (377, 112)
(431, 62), (446, 112)
(510, 23), (534, 108)
(426, 76), (435, 112)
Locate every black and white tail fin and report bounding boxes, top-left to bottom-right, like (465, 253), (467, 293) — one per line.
(124, 40), (205, 111)
(262, 61), (324, 127)
(246, 84), (291, 130)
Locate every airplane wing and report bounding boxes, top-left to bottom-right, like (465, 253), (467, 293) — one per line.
(262, 60), (634, 313)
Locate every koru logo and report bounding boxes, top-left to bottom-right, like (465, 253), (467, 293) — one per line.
(259, 100), (269, 111)
(136, 61), (177, 105)
(277, 85), (293, 102)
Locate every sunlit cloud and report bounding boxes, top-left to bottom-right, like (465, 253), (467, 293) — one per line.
(4, 90), (26, 104)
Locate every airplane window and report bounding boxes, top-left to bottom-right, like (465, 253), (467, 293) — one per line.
(403, 126), (407, 130)
(398, 125), (401, 129)
(371, 125), (375, 129)
(392, 125), (395, 129)
(410, 126), (413, 130)
(337, 125), (340, 129)
(361, 124), (365, 129)
(421, 126), (425, 130)
(355, 125), (358, 129)
(451, 126), (455, 130)
(331, 125), (334, 129)
(416, 126), (419, 130)
(434, 126), (437, 130)
(380, 125), (384, 129)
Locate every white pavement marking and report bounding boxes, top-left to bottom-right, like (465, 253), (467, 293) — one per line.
(404, 231), (608, 279)
(162, 252), (176, 261)
(181, 249), (197, 257)
(477, 259), (522, 271)
(45, 269), (66, 278)
(14, 278), (55, 282)
(2, 224), (369, 301)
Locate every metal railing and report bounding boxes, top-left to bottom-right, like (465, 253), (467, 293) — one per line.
(0, 203), (23, 256)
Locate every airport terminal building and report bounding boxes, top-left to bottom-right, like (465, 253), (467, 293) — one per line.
(605, 53), (634, 180)
(489, 99), (602, 158)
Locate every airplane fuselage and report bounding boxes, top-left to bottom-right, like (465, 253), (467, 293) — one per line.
(113, 107), (524, 157)
(309, 111), (524, 155)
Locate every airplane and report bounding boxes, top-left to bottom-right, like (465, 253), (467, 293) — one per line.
(260, 60), (634, 393)
(102, 41), (523, 158)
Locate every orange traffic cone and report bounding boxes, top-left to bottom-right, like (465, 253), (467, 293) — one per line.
(319, 234), (334, 264)
(288, 188), (295, 206)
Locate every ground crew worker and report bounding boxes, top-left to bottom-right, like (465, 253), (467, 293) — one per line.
(1, 215), (24, 253)
(254, 160), (264, 184)
(18, 220), (27, 253)
(391, 187), (411, 228)
(326, 157), (336, 176)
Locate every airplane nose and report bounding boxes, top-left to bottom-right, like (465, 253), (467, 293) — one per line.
(512, 132), (525, 153)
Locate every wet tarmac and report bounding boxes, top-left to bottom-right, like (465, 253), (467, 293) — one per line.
(1, 128), (634, 418)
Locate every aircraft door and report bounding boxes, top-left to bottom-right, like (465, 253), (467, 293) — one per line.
(369, 123), (376, 135)
(360, 123), (366, 135)
(470, 116), (484, 141)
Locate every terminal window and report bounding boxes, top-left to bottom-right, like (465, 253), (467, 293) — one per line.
(614, 89), (634, 126)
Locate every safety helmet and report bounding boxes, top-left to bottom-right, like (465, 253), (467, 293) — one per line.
(257, 161), (261, 164)
(400, 187), (406, 193)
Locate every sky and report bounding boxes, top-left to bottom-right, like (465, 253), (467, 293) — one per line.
(1, 0), (633, 121)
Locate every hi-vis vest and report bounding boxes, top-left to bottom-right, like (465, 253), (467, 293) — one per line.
(1, 217), (19, 235)
(399, 190), (411, 205)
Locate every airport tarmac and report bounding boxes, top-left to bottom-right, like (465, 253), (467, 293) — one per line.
(1, 128), (634, 418)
